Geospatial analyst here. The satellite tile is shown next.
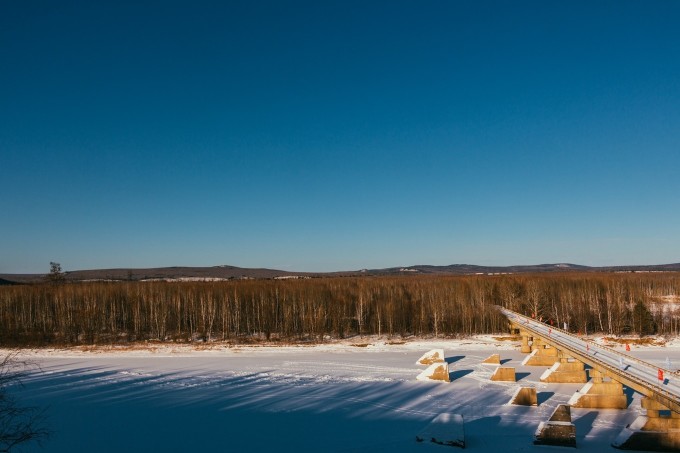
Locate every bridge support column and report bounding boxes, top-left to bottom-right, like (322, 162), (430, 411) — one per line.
(540, 358), (588, 383)
(522, 339), (559, 366)
(568, 370), (627, 409)
(520, 334), (532, 353)
(612, 397), (680, 451)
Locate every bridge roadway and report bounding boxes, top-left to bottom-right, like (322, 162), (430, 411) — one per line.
(497, 307), (680, 414)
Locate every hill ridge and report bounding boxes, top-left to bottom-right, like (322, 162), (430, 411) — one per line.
(1, 262), (679, 283)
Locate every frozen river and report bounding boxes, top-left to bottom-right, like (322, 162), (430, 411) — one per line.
(9, 337), (677, 452)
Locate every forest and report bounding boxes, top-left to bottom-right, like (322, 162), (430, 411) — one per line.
(0, 273), (679, 346)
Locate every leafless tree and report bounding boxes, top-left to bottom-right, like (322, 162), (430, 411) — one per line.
(46, 262), (65, 285)
(0, 353), (49, 452)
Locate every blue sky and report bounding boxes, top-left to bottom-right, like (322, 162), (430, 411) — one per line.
(2, 1), (679, 273)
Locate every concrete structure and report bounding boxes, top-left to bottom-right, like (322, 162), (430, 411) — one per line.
(549, 404), (572, 422)
(509, 386), (538, 406)
(540, 359), (588, 384)
(534, 404), (576, 447)
(499, 306), (680, 451)
(522, 340), (559, 366)
(482, 353), (501, 365)
(490, 366), (516, 382)
(520, 334), (532, 353)
(568, 370), (628, 409)
(417, 349), (445, 365)
(612, 397), (680, 451)
(416, 362), (450, 382)
(416, 413), (465, 448)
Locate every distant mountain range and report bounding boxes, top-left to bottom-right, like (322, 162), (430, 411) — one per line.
(1, 262), (680, 284)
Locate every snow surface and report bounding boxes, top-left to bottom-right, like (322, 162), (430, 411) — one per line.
(5, 335), (676, 452)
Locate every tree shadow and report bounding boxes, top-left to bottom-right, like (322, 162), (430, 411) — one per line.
(446, 356), (465, 364)
(515, 372), (531, 381)
(462, 416), (502, 449)
(573, 410), (599, 438)
(449, 370), (474, 381)
(537, 391), (554, 405)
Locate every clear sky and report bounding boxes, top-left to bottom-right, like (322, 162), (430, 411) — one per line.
(2, 1), (679, 274)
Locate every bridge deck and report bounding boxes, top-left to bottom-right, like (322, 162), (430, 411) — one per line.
(498, 307), (680, 414)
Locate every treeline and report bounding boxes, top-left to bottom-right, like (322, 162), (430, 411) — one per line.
(0, 273), (679, 346)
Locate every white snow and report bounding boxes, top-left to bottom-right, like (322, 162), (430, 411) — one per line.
(5, 335), (679, 452)
(521, 348), (538, 365)
(416, 348), (445, 365)
(567, 381), (593, 406)
(540, 362), (560, 381)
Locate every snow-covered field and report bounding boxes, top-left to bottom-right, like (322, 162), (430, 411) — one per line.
(7, 336), (679, 452)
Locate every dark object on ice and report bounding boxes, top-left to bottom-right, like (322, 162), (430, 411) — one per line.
(416, 413), (465, 448)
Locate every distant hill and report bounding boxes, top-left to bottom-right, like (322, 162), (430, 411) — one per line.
(359, 263), (594, 275)
(1, 262), (679, 284)
(0, 277), (20, 286)
(0, 265), (311, 284)
(344, 262), (680, 276)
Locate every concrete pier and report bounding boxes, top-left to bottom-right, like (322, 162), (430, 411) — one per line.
(540, 359), (588, 383)
(612, 397), (680, 451)
(490, 366), (516, 382)
(416, 362), (450, 382)
(520, 334), (532, 353)
(568, 370), (628, 409)
(534, 404), (576, 447)
(482, 353), (501, 365)
(522, 346), (559, 366)
(509, 386), (538, 406)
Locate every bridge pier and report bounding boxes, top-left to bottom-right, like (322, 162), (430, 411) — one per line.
(522, 338), (559, 366)
(540, 358), (588, 383)
(520, 333), (532, 353)
(568, 370), (628, 409)
(612, 397), (680, 451)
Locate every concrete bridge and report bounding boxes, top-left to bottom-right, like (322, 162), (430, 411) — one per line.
(498, 306), (680, 451)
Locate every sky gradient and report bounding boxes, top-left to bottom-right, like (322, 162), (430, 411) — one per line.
(2, 1), (680, 273)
